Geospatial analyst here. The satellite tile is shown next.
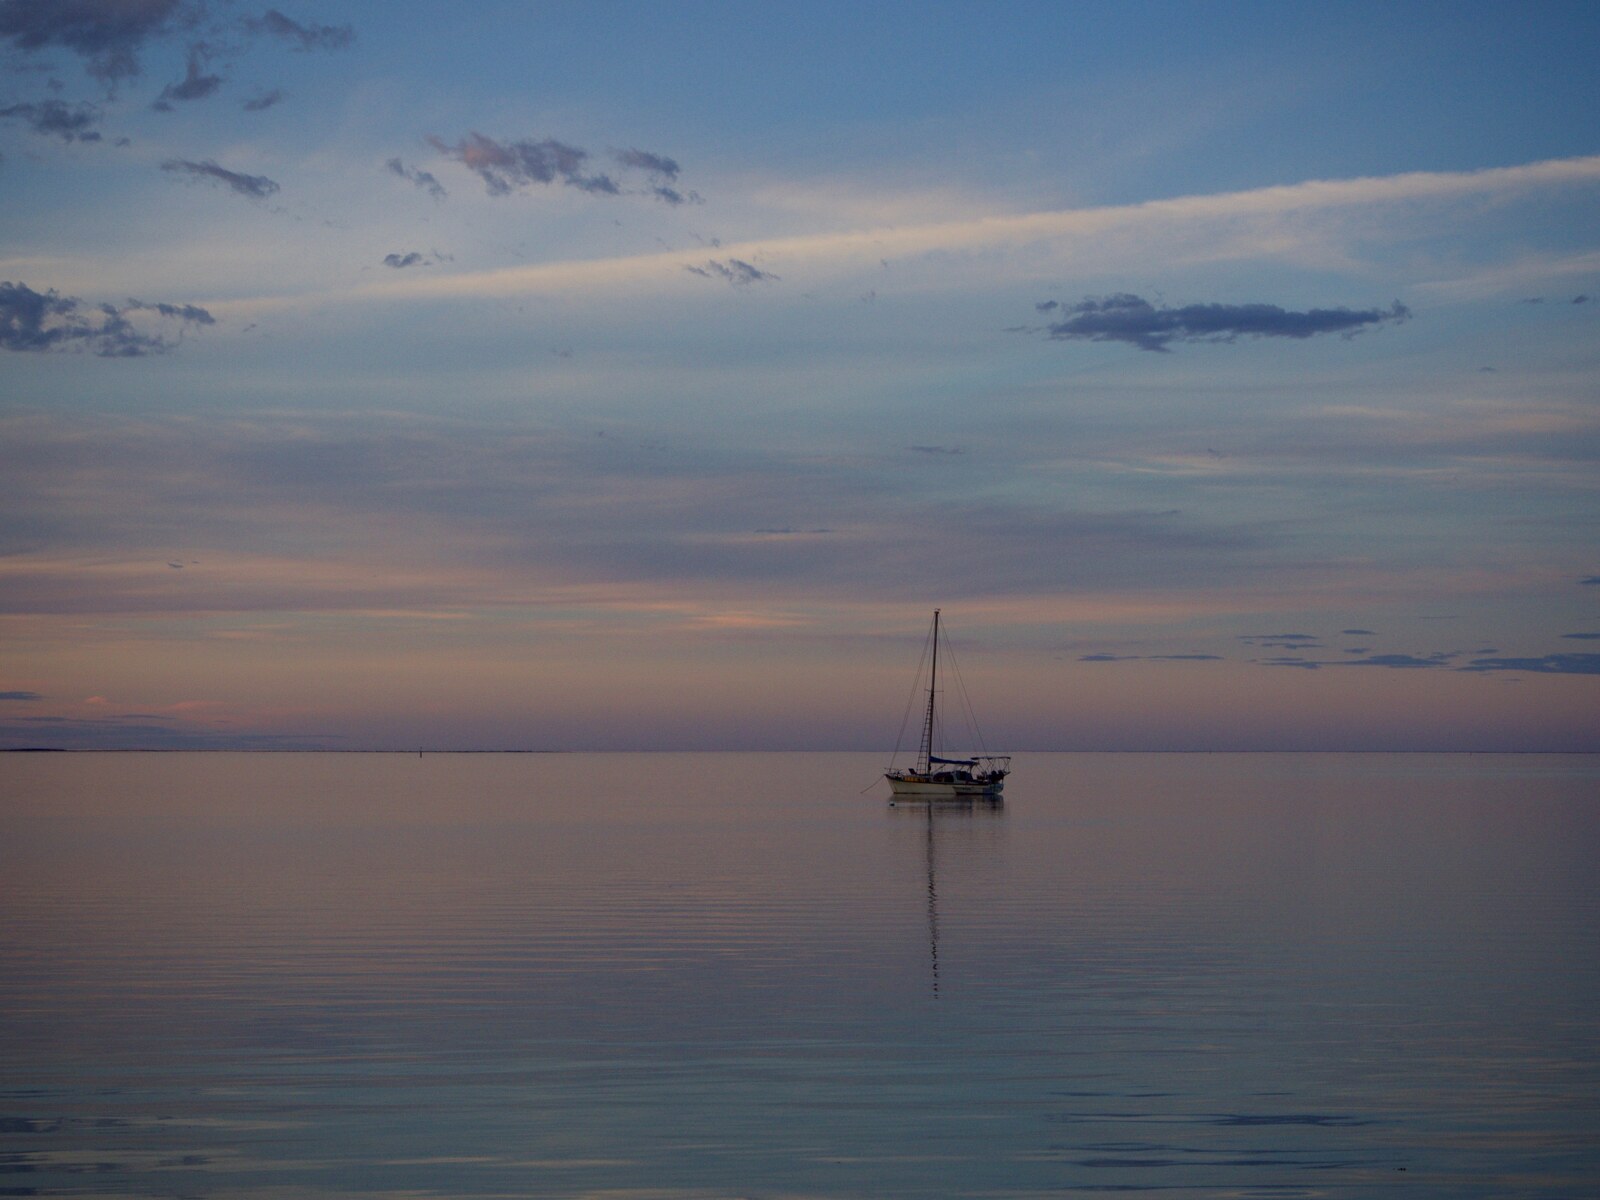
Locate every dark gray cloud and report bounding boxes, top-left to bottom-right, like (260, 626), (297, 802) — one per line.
(0, 0), (188, 82)
(1342, 628), (1376, 636)
(1080, 653), (1221, 662)
(161, 156), (278, 198)
(428, 132), (692, 201)
(153, 42), (221, 106)
(613, 147), (679, 179)
(242, 86), (283, 110)
(0, 712), (336, 751)
(1032, 293), (1411, 352)
(611, 148), (695, 204)
(0, 98), (104, 141)
(1574, 295), (1590, 305)
(429, 132), (616, 197)
(244, 9), (353, 52)
(384, 251), (425, 269)
(1459, 653), (1600, 675)
(0, 690), (42, 701)
(0, 281), (212, 356)
(685, 259), (779, 286)
(1561, 632), (1600, 640)
(1583, 577), (1600, 586)
(386, 156), (445, 199)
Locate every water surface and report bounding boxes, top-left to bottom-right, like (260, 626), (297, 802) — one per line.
(3, 752), (1597, 1197)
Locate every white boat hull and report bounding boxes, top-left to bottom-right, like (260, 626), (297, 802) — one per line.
(886, 773), (1005, 798)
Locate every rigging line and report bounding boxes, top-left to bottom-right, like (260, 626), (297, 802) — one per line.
(940, 629), (992, 756)
(887, 617), (936, 770)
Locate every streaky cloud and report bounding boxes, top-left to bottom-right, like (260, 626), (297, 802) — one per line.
(242, 87), (284, 111)
(429, 131), (692, 202)
(0, 280), (213, 356)
(1459, 653), (1600, 675)
(0, 99), (103, 141)
(0, 690), (43, 701)
(1560, 632), (1600, 640)
(161, 156), (279, 198)
(245, 9), (354, 52)
(1034, 293), (1412, 352)
(685, 258), (779, 286)
(386, 156), (445, 199)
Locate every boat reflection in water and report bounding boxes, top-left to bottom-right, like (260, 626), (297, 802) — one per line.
(889, 793), (1005, 997)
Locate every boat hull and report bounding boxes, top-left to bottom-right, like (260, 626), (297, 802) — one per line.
(886, 773), (1005, 798)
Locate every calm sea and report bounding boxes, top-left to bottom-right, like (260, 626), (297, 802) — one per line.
(2, 752), (1597, 1198)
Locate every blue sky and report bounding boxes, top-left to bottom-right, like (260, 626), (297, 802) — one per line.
(1, 0), (1597, 750)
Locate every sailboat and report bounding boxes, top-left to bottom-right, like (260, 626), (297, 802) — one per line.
(885, 609), (1011, 799)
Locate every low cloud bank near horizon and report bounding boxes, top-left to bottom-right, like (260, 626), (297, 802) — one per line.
(1031, 294), (1412, 352)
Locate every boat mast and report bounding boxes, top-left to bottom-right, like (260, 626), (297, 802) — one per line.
(918, 609), (940, 773)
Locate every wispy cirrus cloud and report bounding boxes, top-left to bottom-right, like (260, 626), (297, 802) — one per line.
(0, 281), (213, 356)
(160, 156), (279, 198)
(269, 153), (1600, 313)
(1029, 294), (1411, 352)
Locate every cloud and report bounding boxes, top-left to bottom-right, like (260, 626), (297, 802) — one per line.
(153, 42), (221, 106)
(381, 251), (453, 270)
(1032, 293), (1412, 352)
(0, 281), (213, 356)
(0, 0), (187, 82)
(1343, 653), (1455, 669)
(685, 259), (779, 286)
(1342, 628), (1376, 636)
(1080, 653), (1221, 662)
(1582, 577), (1600, 586)
(611, 147), (697, 205)
(0, 690), (42, 701)
(386, 156), (445, 200)
(1459, 653), (1600, 675)
(427, 132), (695, 201)
(242, 87), (283, 111)
(160, 157), (279, 198)
(244, 9), (354, 52)
(0, 712), (336, 751)
(1560, 632), (1600, 640)
(429, 132), (616, 197)
(0, 99), (103, 141)
(613, 147), (679, 180)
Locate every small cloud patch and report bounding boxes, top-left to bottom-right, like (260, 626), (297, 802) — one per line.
(685, 259), (778, 286)
(386, 156), (446, 200)
(0, 99), (103, 141)
(161, 157), (279, 199)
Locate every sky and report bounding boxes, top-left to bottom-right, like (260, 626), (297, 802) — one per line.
(1, 0), (1597, 752)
